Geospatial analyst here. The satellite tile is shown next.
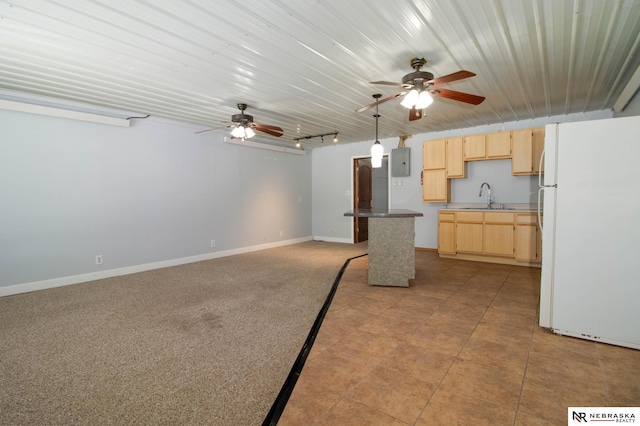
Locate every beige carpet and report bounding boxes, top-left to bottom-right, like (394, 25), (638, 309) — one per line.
(0, 241), (368, 425)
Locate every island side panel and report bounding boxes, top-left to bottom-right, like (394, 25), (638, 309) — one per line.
(368, 217), (416, 287)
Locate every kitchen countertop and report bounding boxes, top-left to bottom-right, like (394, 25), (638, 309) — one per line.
(439, 203), (539, 213)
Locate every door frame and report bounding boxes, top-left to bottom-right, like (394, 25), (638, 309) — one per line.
(350, 153), (391, 243)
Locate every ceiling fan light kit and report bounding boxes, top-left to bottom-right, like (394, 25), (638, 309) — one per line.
(231, 124), (255, 139)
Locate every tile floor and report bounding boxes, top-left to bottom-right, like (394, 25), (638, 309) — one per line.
(278, 251), (640, 425)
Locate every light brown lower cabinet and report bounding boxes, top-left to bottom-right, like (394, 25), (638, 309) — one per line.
(438, 212), (456, 254)
(514, 214), (541, 261)
(437, 210), (541, 266)
(483, 212), (515, 256)
(455, 212), (483, 253)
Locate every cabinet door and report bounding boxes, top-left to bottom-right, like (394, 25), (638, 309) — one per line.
(486, 132), (512, 158)
(515, 224), (538, 261)
(446, 137), (465, 178)
(422, 169), (449, 202)
(484, 223), (514, 256)
(464, 134), (485, 160)
(438, 221), (456, 254)
(512, 127), (545, 175)
(423, 139), (446, 170)
(512, 129), (534, 174)
(456, 222), (483, 253)
(531, 127), (545, 174)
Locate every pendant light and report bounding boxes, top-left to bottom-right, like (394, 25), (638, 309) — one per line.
(370, 94), (383, 168)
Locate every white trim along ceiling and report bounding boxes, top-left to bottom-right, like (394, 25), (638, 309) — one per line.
(1, 0), (639, 149)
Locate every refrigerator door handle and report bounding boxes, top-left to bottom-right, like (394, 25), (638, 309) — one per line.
(538, 184), (557, 233)
(537, 187), (544, 233)
(538, 150), (545, 188)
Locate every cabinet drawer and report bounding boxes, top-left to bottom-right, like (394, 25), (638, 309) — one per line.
(484, 212), (514, 223)
(456, 211), (483, 222)
(516, 214), (537, 224)
(439, 212), (455, 222)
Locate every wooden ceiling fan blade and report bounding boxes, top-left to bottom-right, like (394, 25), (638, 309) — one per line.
(370, 80), (411, 88)
(431, 88), (485, 105)
(355, 91), (407, 113)
(254, 123), (283, 132)
(428, 70), (476, 86)
(254, 123), (284, 137)
(195, 124), (231, 134)
(409, 107), (423, 121)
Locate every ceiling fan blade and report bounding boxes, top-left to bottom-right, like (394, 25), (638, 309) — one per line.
(195, 124), (231, 134)
(431, 88), (485, 105)
(427, 70), (476, 86)
(369, 80), (412, 88)
(355, 91), (407, 113)
(254, 123), (284, 137)
(409, 107), (423, 121)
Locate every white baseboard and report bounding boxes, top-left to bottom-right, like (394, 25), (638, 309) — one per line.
(0, 236), (313, 297)
(312, 236), (353, 244)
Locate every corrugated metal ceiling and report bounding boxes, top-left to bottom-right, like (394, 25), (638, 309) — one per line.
(1, 0), (639, 149)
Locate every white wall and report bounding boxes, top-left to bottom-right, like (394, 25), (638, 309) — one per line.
(614, 88), (640, 117)
(311, 110), (614, 248)
(0, 110), (312, 293)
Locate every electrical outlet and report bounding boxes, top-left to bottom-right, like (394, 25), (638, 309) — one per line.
(210, 240), (216, 248)
(279, 230), (283, 237)
(95, 255), (103, 265)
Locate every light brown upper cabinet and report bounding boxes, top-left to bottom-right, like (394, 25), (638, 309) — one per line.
(423, 139), (446, 170)
(464, 131), (512, 160)
(446, 137), (465, 178)
(422, 169), (449, 202)
(463, 134), (486, 160)
(422, 139), (450, 202)
(512, 127), (545, 175)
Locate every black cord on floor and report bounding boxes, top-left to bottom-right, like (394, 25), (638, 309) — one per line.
(262, 253), (368, 426)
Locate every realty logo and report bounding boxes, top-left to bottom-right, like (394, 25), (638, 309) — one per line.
(573, 411), (587, 422)
(569, 407), (639, 424)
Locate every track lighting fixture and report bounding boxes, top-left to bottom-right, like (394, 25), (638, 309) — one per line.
(370, 94), (383, 168)
(293, 131), (339, 147)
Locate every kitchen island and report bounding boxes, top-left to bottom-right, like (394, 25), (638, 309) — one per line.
(344, 209), (423, 287)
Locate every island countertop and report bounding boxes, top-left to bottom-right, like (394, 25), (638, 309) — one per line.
(344, 209), (424, 218)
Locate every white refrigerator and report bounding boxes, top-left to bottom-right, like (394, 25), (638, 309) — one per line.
(539, 115), (640, 350)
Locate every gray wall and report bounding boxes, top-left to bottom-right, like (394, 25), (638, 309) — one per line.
(311, 110), (614, 248)
(0, 110), (312, 291)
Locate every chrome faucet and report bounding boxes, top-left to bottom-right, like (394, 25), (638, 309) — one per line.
(479, 182), (492, 209)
